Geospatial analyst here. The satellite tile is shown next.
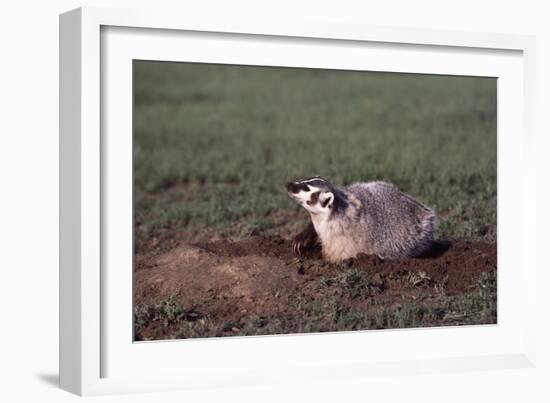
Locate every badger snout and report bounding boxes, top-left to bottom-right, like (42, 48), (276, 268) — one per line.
(286, 182), (298, 194)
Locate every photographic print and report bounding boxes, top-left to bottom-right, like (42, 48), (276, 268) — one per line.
(133, 62), (496, 341)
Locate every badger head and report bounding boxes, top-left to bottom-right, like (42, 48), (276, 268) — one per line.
(286, 176), (338, 216)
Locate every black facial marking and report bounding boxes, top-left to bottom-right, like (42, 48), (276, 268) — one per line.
(321, 194), (332, 208)
(302, 179), (328, 189)
(307, 191), (320, 206)
(286, 181), (312, 194)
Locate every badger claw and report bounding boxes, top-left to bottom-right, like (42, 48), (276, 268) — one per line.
(292, 222), (320, 258)
(293, 240), (303, 256)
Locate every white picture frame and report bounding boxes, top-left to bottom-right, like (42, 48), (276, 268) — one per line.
(59, 6), (537, 396)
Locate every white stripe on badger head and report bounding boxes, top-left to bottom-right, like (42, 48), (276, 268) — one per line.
(297, 176), (327, 185)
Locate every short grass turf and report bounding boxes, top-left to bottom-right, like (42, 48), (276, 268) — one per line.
(133, 61), (496, 246)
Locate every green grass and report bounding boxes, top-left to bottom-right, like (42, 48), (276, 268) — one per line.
(134, 61), (496, 244)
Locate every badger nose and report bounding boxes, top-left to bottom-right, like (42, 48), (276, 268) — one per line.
(286, 182), (297, 193)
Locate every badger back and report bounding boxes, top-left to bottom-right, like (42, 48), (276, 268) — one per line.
(347, 182), (435, 258)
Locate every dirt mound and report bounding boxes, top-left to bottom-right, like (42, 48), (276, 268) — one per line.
(195, 235), (294, 259)
(193, 237), (494, 294)
(134, 236), (496, 340)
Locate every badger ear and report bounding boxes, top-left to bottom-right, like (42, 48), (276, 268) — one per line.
(319, 191), (334, 208)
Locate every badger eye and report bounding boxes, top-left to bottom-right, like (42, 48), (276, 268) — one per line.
(303, 185), (310, 192)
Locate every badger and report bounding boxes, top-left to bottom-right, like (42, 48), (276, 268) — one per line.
(286, 176), (436, 262)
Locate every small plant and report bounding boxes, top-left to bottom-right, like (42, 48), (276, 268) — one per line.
(338, 268), (383, 299)
(406, 271), (433, 288)
(134, 297), (199, 332)
(478, 270), (497, 293)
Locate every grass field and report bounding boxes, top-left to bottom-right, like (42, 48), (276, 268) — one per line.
(134, 61), (496, 247)
(133, 61), (497, 340)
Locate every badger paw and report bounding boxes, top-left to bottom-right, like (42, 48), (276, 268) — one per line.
(292, 223), (321, 258)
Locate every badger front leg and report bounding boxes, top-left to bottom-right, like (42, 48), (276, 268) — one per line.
(292, 222), (321, 257)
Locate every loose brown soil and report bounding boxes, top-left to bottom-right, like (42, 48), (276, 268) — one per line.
(134, 235), (496, 341)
